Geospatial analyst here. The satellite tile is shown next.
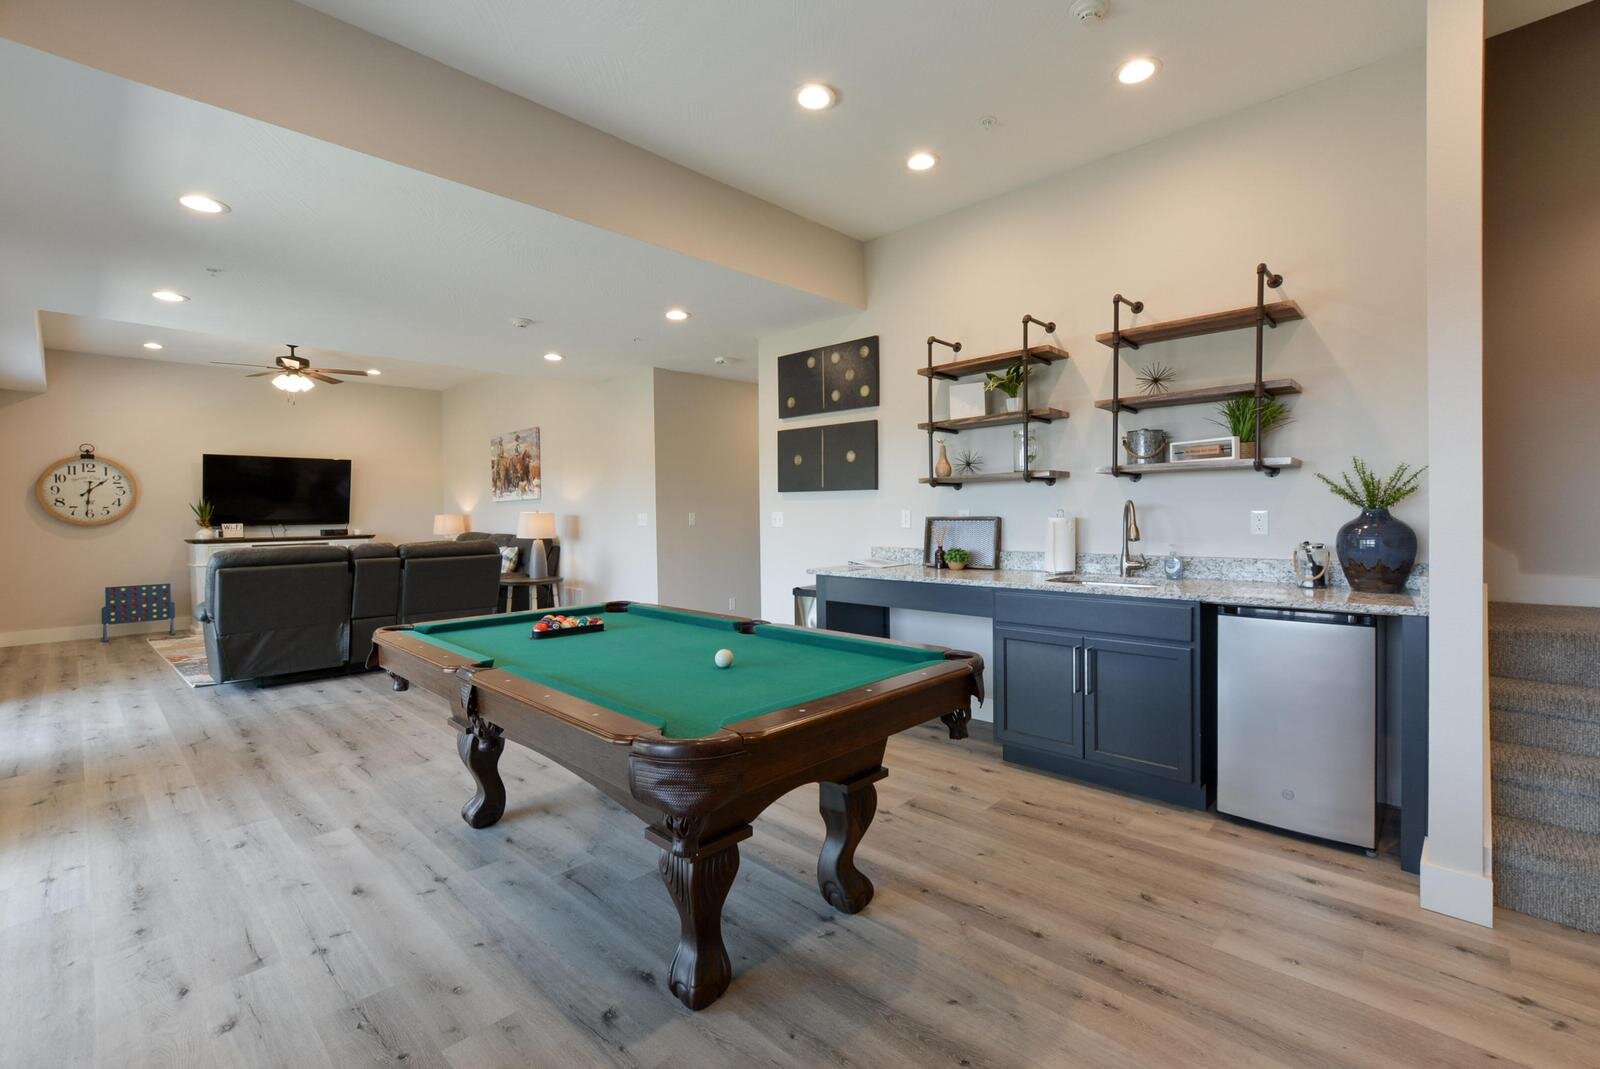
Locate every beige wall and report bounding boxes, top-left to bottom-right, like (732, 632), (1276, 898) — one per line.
(1484, 1), (1600, 606)
(756, 53), (1428, 623)
(652, 369), (760, 615)
(0, 349), (442, 644)
(439, 370), (659, 607)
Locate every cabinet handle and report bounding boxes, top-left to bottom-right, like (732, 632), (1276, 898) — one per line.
(1085, 648), (1095, 695)
(1071, 644), (1080, 694)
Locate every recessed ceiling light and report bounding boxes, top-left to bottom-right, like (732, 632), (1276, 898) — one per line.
(665, 308), (691, 322)
(1116, 57), (1160, 85)
(142, 341), (163, 350)
(796, 83), (837, 111)
(543, 352), (563, 362)
(366, 369), (381, 376)
(178, 193), (230, 214)
(906, 151), (939, 172)
(151, 289), (189, 302)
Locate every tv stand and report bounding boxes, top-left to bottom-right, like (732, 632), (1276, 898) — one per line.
(185, 533), (378, 614)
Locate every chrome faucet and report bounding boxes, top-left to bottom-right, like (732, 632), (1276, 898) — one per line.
(1120, 499), (1147, 577)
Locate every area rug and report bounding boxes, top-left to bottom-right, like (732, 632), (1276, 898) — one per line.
(147, 631), (216, 688)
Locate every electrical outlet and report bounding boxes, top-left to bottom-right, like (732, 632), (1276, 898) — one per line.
(1250, 509), (1269, 536)
(637, 512), (649, 527)
(900, 508), (911, 529)
(688, 512), (696, 527)
(728, 597), (736, 611)
(771, 511), (784, 528)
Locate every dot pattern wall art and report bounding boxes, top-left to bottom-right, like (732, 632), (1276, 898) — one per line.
(777, 421), (878, 492)
(777, 336), (879, 418)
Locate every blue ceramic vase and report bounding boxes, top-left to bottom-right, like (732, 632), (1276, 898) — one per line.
(1335, 508), (1417, 594)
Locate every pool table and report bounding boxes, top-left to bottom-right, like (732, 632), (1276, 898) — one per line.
(369, 601), (983, 1010)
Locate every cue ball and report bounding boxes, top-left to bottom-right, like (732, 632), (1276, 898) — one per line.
(714, 648), (734, 669)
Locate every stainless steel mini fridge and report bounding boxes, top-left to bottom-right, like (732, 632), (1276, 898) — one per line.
(1216, 606), (1379, 849)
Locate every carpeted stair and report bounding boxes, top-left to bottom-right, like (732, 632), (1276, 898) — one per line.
(1490, 602), (1600, 933)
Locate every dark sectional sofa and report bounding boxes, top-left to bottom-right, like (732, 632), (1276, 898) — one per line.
(197, 539), (502, 684)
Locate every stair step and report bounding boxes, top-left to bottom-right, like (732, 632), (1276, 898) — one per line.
(1492, 741), (1600, 836)
(1491, 676), (1600, 725)
(1494, 817), (1600, 934)
(1489, 602), (1600, 689)
(1493, 708), (1600, 760)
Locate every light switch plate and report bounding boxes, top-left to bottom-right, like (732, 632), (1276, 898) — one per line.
(637, 512), (649, 527)
(900, 509), (911, 529)
(1250, 509), (1269, 536)
(771, 511), (784, 528)
(688, 512), (696, 527)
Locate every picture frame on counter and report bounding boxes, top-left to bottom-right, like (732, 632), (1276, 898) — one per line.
(220, 522), (245, 538)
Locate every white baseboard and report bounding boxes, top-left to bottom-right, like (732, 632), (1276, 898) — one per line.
(1419, 837), (1495, 927)
(0, 617), (195, 649)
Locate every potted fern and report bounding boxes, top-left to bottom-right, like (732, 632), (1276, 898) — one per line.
(1210, 395), (1293, 459)
(1316, 458), (1426, 593)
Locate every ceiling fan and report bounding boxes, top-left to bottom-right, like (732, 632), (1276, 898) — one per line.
(212, 344), (377, 394)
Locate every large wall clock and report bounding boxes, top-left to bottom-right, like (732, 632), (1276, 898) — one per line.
(35, 444), (139, 526)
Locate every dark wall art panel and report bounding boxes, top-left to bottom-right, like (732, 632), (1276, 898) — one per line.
(777, 421), (877, 492)
(778, 335), (879, 418)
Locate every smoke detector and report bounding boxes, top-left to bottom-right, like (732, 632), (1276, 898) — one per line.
(1069, 0), (1108, 22)
(510, 316), (534, 329)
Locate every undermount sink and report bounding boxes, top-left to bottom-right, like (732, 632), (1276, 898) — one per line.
(1045, 575), (1162, 590)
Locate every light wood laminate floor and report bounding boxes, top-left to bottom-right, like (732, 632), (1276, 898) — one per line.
(3, 636), (1598, 1068)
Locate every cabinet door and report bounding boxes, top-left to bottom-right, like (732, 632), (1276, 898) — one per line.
(994, 627), (1082, 757)
(1082, 636), (1193, 781)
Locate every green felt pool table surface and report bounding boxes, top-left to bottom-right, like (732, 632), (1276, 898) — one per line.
(410, 603), (946, 739)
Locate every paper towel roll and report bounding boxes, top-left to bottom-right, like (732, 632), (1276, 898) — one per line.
(1045, 516), (1076, 574)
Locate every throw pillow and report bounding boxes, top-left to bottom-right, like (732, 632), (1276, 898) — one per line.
(499, 545), (520, 574)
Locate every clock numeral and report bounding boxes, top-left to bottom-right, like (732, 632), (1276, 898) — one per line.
(52, 497), (66, 507)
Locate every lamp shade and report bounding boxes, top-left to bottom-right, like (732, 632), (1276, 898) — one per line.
(516, 511), (558, 540)
(433, 513), (468, 537)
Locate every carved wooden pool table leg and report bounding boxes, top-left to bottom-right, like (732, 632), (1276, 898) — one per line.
(654, 821), (752, 1010)
(457, 717), (506, 828)
(389, 672), (409, 692)
(818, 767), (889, 913)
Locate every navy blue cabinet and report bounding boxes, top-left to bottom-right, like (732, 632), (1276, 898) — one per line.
(993, 591), (1205, 808)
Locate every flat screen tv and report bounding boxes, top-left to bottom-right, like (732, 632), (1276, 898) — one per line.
(203, 454), (351, 526)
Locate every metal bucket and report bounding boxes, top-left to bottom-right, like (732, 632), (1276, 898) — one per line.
(1122, 427), (1169, 466)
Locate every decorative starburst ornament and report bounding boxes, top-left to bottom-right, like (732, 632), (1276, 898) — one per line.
(1136, 361), (1177, 396)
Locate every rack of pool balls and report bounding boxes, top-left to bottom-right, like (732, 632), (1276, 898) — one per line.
(529, 613), (605, 639)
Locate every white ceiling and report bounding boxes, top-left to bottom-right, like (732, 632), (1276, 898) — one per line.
(300, 0), (1426, 240)
(0, 37), (846, 390)
(37, 312), (479, 391)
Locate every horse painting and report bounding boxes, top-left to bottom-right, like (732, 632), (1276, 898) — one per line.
(489, 427), (541, 501)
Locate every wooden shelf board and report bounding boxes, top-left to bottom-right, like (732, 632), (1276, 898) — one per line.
(1093, 457), (1301, 475)
(1094, 301), (1304, 348)
(919, 469), (1071, 486)
(916, 344), (1070, 380)
(1093, 379), (1301, 413)
(918, 407), (1070, 432)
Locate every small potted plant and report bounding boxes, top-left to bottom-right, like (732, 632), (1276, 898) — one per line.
(983, 362), (1026, 413)
(943, 548), (971, 572)
(1210, 395), (1293, 459)
(1316, 457), (1426, 593)
(190, 498), (216, 540)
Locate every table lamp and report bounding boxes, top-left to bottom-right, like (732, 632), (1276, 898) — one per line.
(517, 511), (558, 578)
(433, 513), (467, 537)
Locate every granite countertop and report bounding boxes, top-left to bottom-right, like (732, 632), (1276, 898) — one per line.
(808, 563), (1427, 617)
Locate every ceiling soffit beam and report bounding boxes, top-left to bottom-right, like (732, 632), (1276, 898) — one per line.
(0, 0), (865, 310)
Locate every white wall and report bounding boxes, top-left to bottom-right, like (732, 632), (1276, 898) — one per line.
(1483, 1), (1600, 607)
(1421, 0), (1493, 927)
(439, 369), (659, 607)
(652, 369), (760, 615)
(0, 349), (441, 644)
(756, 54), (1428, 624)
